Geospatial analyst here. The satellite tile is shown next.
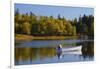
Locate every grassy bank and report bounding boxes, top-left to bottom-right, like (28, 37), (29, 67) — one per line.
(15, 34), (78, 41)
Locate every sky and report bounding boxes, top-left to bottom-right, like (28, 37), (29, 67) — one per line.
(15, 3), (94, 20)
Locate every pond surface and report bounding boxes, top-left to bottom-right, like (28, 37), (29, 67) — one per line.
(15, 39), (94, 65)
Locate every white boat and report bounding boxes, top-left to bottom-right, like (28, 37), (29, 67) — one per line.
(61, 45), (82, 55)
(62, 50), (82, 55)
(62, 45), (82, 52)
(56, 45), (82, 55)
(56, 45), (82, 59)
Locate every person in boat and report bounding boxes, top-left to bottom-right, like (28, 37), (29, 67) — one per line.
(57, 44), (62, 52)
(56, 44), (62, 59)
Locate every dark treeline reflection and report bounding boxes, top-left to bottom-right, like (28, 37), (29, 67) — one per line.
(15, 47), (56, 64)
(81, 41), (94, 59)
(15, 41), (94, 65)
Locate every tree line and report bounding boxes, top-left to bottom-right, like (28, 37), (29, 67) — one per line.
(15, 9), (94, 37)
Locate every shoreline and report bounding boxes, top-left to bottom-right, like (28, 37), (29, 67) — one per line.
(15, 34), (79, 41)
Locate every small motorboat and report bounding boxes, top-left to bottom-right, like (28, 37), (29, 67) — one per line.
(56, 44), (82, 59)
(56, 45), (82, 55)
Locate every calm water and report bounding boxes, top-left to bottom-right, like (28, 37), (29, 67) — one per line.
(15, 39), (94, 65)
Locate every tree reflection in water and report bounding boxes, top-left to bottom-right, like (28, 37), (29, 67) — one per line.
(81, 41), (94, 60)
(15, 47), (56, 65)
(15, 41), (94, 65)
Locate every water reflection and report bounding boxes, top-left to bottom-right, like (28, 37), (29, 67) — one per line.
(15, 41), (94, 65)
(15, 47), (56, 65)
(81, 41), (94, 59)
(56, 51), (62, 59)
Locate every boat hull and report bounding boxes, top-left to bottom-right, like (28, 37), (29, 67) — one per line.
(62, 45), (82, 52)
